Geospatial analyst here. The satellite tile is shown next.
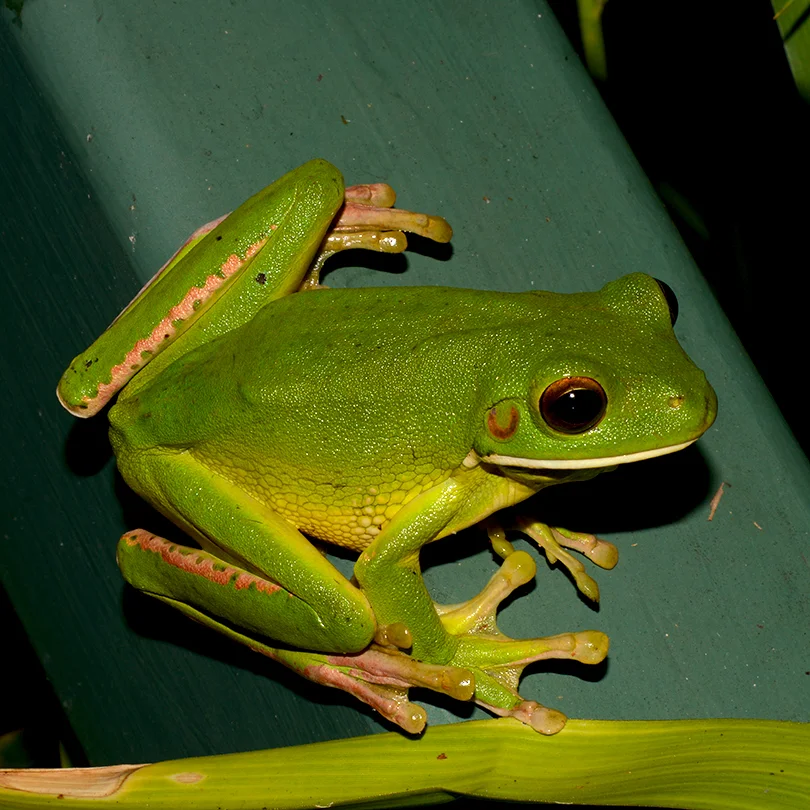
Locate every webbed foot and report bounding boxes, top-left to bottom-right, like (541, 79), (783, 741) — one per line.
(433, 548), (609, 734)
(488, 519), (618, 602)
(299, 181), (452, 289)
(245, 638), (475, 735)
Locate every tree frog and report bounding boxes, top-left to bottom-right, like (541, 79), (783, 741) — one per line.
(58, 159), (716, 736)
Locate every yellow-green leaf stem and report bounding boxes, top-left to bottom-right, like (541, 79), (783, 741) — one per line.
(772, 0), (810, 102)
(0, 718), (807, 809)
(577, 0), (609, 82)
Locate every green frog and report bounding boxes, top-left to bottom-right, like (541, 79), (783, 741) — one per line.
(58, 159), (716, 735)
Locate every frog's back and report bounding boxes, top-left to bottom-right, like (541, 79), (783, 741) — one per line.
(198, 285), (546, 453)
(253, 285), (542, 372)
(119, 286), (548, 434)
(110, 286), (547, 548)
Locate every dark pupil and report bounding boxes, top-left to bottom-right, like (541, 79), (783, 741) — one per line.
(550, 387), (603, 429)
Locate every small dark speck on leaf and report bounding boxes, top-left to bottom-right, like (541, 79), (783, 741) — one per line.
(256, 273), (267, 285)
(216, 235), (222, 241)
(437, 753), (447, 760)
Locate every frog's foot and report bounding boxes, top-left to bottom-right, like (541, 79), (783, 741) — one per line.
(241, 638), (474, 735)
(487, 519), (618, 603)
(435, 550), (609, 734)
(299, 182), (453, 289)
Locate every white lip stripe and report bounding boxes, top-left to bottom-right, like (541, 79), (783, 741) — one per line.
(483, 439), (697, 470)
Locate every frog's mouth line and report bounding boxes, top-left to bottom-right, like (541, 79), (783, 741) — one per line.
(484, 438), (697, 470)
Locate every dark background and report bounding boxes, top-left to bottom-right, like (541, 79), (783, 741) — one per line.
(551, 0), (809, 459)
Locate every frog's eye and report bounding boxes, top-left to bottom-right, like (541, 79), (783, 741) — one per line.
(654, 278), (679, 326)
(540, 377), (607, 434)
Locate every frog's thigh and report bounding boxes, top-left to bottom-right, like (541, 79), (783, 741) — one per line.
(116, 450), (375, 654)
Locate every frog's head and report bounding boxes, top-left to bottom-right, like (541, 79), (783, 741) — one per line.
(473, 273), (717, 473)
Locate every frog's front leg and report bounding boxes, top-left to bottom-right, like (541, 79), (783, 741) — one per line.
(354, 476), (610, 735)
(114, 450), (473, 734)
(435, 550), (608, 734)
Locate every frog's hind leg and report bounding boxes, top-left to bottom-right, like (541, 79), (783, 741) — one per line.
(118, 528), (475, 735)
(117, 529), (373, 654)
(137, 586), (471, 735)
(114, 448), (382, 653)
(114, 451), (475, 734)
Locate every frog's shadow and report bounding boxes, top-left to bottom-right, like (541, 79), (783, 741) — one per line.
(64, 409), (115, 476)
(419, 443), (715, 607)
